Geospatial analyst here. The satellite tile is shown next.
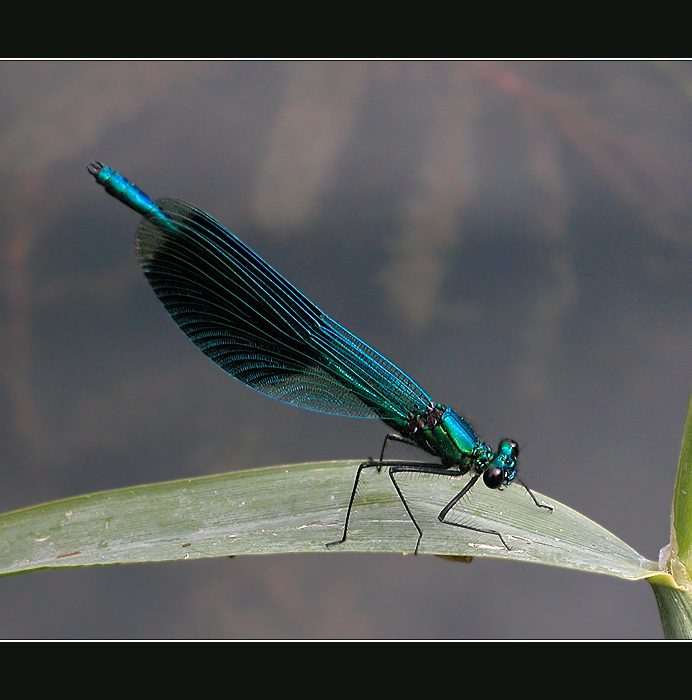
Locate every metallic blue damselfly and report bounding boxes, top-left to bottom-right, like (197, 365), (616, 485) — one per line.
(88, 162), (551, 554)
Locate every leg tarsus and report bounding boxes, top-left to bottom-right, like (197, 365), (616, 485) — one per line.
(437, 512), (512, 550)
(518, 479), (553, 513)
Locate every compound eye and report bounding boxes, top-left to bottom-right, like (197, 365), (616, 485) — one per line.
(483, 465), (504, 489)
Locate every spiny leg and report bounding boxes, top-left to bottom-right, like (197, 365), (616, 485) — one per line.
(379, 433), (419, 462)
(326, 431), (426, 549)
(436, 476), (553, 550)
(388, 463), (469, 555)
(326, 458), (444, 550)
(389, 465), (517, 553)
(437, 473), (512, 550)
(517, 479), (553, 513)
(325, 459), (381, 548)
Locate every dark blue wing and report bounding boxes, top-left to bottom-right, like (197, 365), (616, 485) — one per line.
(135, 198), (432, 421)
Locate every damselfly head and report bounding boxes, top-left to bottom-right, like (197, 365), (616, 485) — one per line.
(485, 438), (519, 487)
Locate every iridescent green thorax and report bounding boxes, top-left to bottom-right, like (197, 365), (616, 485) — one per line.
(395, 403), (518, 485)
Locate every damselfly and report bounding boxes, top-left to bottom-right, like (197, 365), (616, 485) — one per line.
(88, 162), (551, 554)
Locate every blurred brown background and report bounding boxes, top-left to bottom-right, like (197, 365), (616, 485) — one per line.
(1, 60), (691, 638)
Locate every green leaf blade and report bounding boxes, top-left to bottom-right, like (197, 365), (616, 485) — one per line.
(672, 391), (692, 569)
(0, 460), (657, 581)
(652, 390), (692, 638)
